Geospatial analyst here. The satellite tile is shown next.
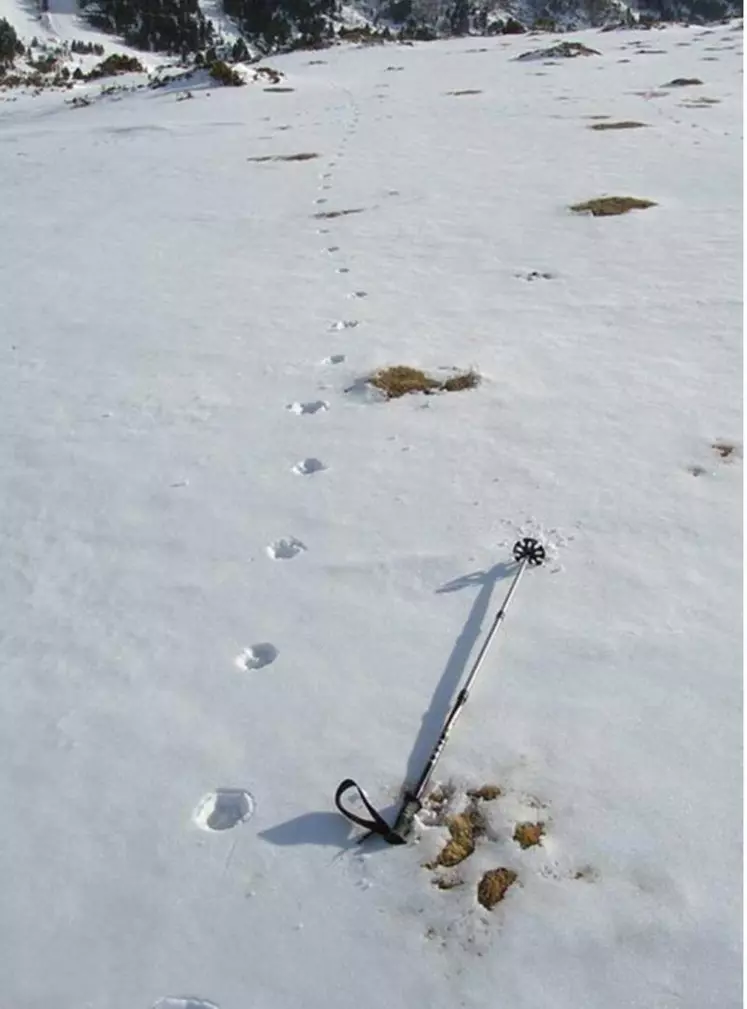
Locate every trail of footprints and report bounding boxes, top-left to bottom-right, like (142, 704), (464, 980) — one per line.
(191, 88), (366, 841)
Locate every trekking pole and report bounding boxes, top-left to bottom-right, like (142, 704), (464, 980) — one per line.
(334, 537), (545, 845)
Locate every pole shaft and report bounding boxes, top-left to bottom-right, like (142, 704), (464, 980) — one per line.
(396, 557), (530, 824)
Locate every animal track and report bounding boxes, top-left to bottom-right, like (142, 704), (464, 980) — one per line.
(293, 457), (327, 475)
(330, 320), (359, 330)
(326, 246), (340, 253)
(349, 290), (368, 299)
(235, 644), (278, 670)
(315, 197), (328, 205)
(323, 354), (346, 364)
(516, 270), (555, 281)
(193, 790), (255, 831)
(267, 536), (307, 559)
(286, 400), (329, 415)
(336, 267), (350, 274)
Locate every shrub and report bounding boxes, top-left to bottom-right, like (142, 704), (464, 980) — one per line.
(0, 17), (23, 64)
(87, 54), (144, 80)
(208, 60), (245, 85)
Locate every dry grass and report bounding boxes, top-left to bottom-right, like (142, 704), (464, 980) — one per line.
(570, 196), (657, 216)
(513, 821), (545, 849)
(429, 806), (487, 868)
(477, 868), (518, 909)
(248, 152), (319, 163)
(369, 365), (480, 400)
(589, 120), (648, 130)
(663, 77), (703, 86)
(712, 441), (740, 459)
(313, 207), (367, 220)
(466, 784), (502, 801)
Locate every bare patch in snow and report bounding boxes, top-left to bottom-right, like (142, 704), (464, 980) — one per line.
(711, 440), (741, 460)
(513, 821), (546, 849)
(588, 120), (648, 130)
(248, 152), (319, 162)
(313, 207), (367, 220)
(569, 195), (657, 216)
(477, 867), (518, 909)
(367, 366), (480, 400)
(516, 42), (600, 62)
(663, 77), (703, 86)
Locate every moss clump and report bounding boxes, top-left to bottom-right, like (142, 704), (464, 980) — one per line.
(570, 196), (657, 216)
(369, 366), (479, 400)
(513, 821), (545, 849)
(477, 868), (518, 909)
(589, 120), (648, 130)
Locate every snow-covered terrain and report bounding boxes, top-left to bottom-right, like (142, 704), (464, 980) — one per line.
(0, 13), (742, 1009)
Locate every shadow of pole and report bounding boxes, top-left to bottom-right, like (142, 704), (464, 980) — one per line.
(400, 561), (513, 796)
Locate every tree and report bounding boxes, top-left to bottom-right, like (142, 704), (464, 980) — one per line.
(0, 17), (23, 64)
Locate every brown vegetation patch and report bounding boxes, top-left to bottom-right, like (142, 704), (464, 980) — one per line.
(248, 151), (319, 162)
(589, 120), (648, 130)
(517, 41), (600, 61)
(570, 195), (657, 216)
(429, 806), (487, 868)
(477, 868), (518, 909)
(712, 440), (740, 459)
(255, 66), (283, 83)
(369, 365), (480, 399)
(513, 821), (545, 849)
(313, 207), (367, 220)
(466, 784), (502, 801)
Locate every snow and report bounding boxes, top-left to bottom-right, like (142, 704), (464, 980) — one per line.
(0, 15), (742, 1009)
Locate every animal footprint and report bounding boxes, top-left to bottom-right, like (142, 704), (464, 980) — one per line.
(286, 400), (329, 415)
(235, 644), (278, 670)
(323, 354), (346, 364)
(193, 790), (255, 831)
(331, 320), (359, 330)
(336, 267), (350, 274)
(292, 457), (327, 475)
(326, 246), (340, 253)
(516, 270), (555, 281)
(315, 197), (328, 205)
(267, 536), (307, 559)
(349, 290), (368, 299)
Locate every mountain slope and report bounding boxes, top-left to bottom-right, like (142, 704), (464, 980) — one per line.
(0, 21), (742, 1009)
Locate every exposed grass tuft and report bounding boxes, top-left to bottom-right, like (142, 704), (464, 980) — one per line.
(570, 195), (657, 216)
(313, 207), (367, 220)
(248, 152), (319, 162)
(369, 365), (479, 400)
(589, 120), (648, 130)
(513, 821), (545, 848)
(664, 77), (703, 86)
(425, 804), (487, 868)
(477, 868), (518, 909)
(466, 784), (502, 801)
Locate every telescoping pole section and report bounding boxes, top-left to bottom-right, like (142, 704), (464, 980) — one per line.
(334, 537), (545, 845)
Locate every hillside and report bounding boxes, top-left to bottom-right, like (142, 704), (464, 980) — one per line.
(0, 15), (742, 1009)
